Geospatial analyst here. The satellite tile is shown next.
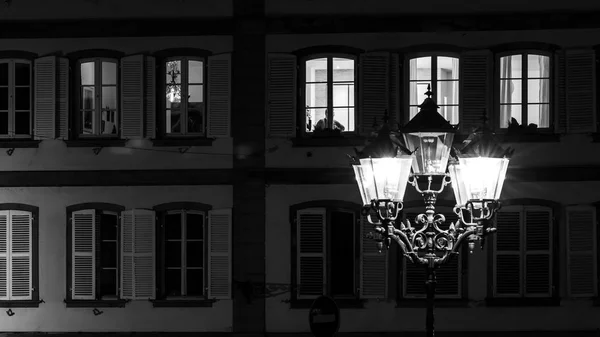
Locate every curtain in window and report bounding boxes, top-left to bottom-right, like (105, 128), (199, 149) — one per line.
(410, 63), (418, 119)
(538, 56), (550, 127)
(450, 57), (460, 123)
(499, 57), (514, 127)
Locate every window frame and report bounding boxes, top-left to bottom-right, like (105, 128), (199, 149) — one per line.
(0, 58), (33, 139)
(404, 52), (461, 126)
(299, 53), (358, 136)
(65, 202), (126, 308)
(495, 50), (553, 131)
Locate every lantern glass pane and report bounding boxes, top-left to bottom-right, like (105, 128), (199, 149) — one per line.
(448, 162), (469, 207)
(403, 132), (454, 175)
(352, 157), (413, 205)
(458, 157), (509, 206)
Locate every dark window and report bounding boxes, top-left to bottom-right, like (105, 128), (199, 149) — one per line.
(78, 59), (118, 136)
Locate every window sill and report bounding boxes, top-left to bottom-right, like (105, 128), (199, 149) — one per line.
(485, 297), (560, 307)
(65, 139), (127, 148)
(396, 298), (469, 308)
(152, 138), (215, 147)
(498, 133), (561, 143)
(291, 135), (366, 147)
(0, 300), (40, 308)
(0, 139), (41, 148)
(64, 299), (127, 308)
(151, 299), (216, 307)
(289, 298), (364, 309)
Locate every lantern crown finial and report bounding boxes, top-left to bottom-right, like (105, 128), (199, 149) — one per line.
(402, 83), (456, 133)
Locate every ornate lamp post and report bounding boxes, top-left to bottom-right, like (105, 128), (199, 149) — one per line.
(351, 85), (513, 337)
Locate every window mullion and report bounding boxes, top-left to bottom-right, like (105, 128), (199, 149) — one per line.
(522, 55), (528, 127)
(327, 57), (333, 128)
(96, 60), (102, 136)
(432, 56), (438, 102)
(8, 61), (14, 136)
(182, 59), (189, 135)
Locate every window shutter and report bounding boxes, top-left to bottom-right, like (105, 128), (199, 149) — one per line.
(144, 56), (156, 139)
(389, 53), (400, 126)
(359, 52), (390, 135)
(267, 53), (297, 137)
(71, 209), (95, 300)
(0, 211), (8, 300)
(57, 57), (69, 140)
(524, 207), (552, 296)
(120, 209), (155, 300)
(460, 50), (491, 133)
(360, 215), (387, 299)
(494, 207), (522, 297)
(9, 211), (32, 300)
(207, 53), (231, 138)
(207, 208), (232, 299)
(296, 208), (326, 299)
(565, 48), (596, 133)
(120, 54), (144, 139)
(34, 56), (57, 140)
(555, 51), (567, 133)
(566, 206), (596, 297)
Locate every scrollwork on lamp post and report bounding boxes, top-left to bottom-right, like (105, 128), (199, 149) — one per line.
(350, 85), (513, 337)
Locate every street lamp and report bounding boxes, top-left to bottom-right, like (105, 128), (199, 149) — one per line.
(350, 85), (513, 337)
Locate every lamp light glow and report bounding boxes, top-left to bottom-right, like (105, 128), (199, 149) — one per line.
(353, 156), (413, 206)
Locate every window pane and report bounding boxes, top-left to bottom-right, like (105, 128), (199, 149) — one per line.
(188, 84), (203, 103)
(165, 213), (182, 240)
(528, 54), (550, 78)
(166, 84), (181, 104)
(101, 110), (117, 134)
(102, 62), (117, 85)
(306, 108), (326, 132)
(189, 60), (203, 84)
(166, 241), (182, 267)
(0, 63), (7, 86)
(333, 83), (353, 107)
(332, 58), (354, 82)
(14, 62), (30, 86)
(0, 111), (7, 135)
(306, 58), (327, 82)
(100, 214), (118, 240)
(100, 269), (118, 297)
(165, 268), (182, 296)
(82, 110), (95, 134)
(409, 81), (430, 105)
(410, 57), (431, 81)
(167, 109), (181, 133)
(102, 87), (117, 110)
(500, 55), (522, 79)
(186, 269), (203, 296)
(437, 57), (459, 80)
(188, 104), (203, 134)
(330, 211), (355, 296)
(333, 107), (353, 132)
(437, 80), (458, 105)
(100, 241), (117, 268)
(14, 111), (30, 135)
(499, 105), (522, 128)
(409, 106), (419, 121)
(499, 80), (521, 104)
(82, 87), (95, 110)
(305, 83), (327, 108)
(528, 104), (550, 128)
(186, 241), (203, 268)
(186, 213), (204, 240)
(527, 79), (549, 103)
(166, 60), (181, 84)
(439, 105), (459, 125)
(81, 62), (95, 85)
(0, 87), (7, 110)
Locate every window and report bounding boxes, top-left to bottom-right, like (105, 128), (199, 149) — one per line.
(493, 205), (554, 298)
(79, 59), (118, 136)
(303, 56), (356, 133)
(408, 55), (459, 125)
(67, 206), (123, 302)
(164, 57), (205, 136)
(498, 53), (551, 128)
(0, 60), (31, 138)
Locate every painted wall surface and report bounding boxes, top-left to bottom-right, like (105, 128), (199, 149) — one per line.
(0, 185), (232, 332)
(266, 0), (600, 15)
(265, 183), (600, 333)
(0, 0), (232, 20)
(0, 36), (233, 171)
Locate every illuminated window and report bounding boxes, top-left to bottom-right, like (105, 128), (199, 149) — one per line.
(164, 57), (205, 136)
(79, 59), (118, 136)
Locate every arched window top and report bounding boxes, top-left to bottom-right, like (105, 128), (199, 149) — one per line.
(290, 200), (360, 222)
(0, 51), (37, 60)
(153, 48), (212, 61)
(293, 45), (364, 59)
(66, 202), (125, 213)
(153, 201), (212, 212)
(491, 42), (559, 55)
(65, 49), (124, 61)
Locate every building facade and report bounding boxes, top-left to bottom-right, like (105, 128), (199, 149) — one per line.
(0, 0), (598, 335)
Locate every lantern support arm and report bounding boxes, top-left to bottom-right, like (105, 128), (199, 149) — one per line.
(408, 174), (452, 195)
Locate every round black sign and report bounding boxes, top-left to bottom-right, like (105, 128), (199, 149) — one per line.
(309, 296), (340, 337)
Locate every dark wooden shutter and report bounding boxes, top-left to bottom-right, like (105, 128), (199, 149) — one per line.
(524, 207), (552, 296)
(207, 53), (231, 138)
(359, 52), (390, 135)
(296, 208), (326, 299)
(494, 206), (522, 296)
(564, 48), (596, 133)
(34, 56), (56, 140)
(120, 55), (144, 139)
(360, 215), (387, 299)
(144, 56), (156, 139)
(460, 50), (492, 133)
(555, 51), (567, 133)
(567, 207), (596, 297)
(267, 53), (297, 137)
(208, 208), (232, 299)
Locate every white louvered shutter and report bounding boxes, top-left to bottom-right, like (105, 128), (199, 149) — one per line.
(360, 215), (387, 299)
(72, 209), (95, 300)
(207, 208), (232, 299)
(359, 52), (390, 135)
(555, 51), (567, 133)
(267, 53), (297, 137)
(460, 50), (492, 133)
(494, 206), (522, 297)
(567, 206), (597, 297)
(565, 49), (596, 133)
(207, 53), (231, 138)
(57, 57), (69, 140)
(120, 209), (155, 300)
(0, 211), (8, 300)
(144, 56), (156, 139)
(524, 207), (552, 296)
(9, 211), (32, 300)
(120, 54), (144, 139)
(297, 208), (326, 299)
(34, 56), (56, 140)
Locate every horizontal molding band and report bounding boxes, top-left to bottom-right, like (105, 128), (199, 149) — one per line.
(0, 166), (598, 186)
(1, 11), (600, 38)
(0, 332), (593, 337)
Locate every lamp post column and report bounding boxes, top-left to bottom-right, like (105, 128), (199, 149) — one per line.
(425, 266), (436, 337)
